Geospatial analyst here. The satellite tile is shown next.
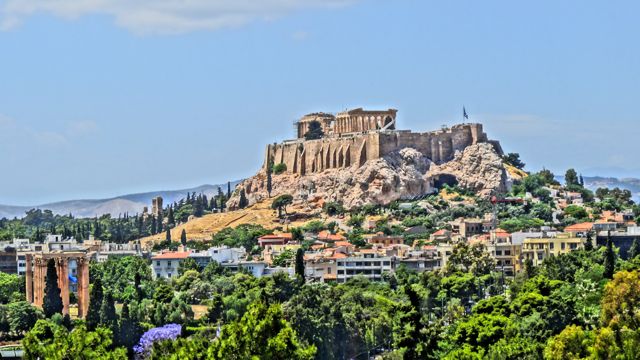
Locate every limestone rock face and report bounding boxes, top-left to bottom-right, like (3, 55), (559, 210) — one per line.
(228, 143), (510, 210)
(427, 143), (511, 197)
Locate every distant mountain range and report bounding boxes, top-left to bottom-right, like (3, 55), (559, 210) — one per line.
(0, 182), (241, 219)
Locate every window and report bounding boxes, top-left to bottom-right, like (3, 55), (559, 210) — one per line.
(495, 250), (503, 256)
(505, 260), (511, 265)
(561, 243), (566, 250)
(338, 262), (344, 266)
(549, 243), (554, 250)
(156, 261), (160, 266)
(167, 261), (172, 266)
(504, 250), (511, 256)
(327, 268), (332, 274)
(383, 261), (391, 266)
(338, 270), (344, 275)
(167, 273), (172, 278)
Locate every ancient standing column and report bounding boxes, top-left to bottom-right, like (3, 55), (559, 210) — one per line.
(76, 257), (90, 318)
(60, 258), (70, 316)
(34, 258), (44, 308)
(25, 254), (33, 303)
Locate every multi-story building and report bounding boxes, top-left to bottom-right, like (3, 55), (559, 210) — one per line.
(335, 251), (393, 283)
(151, 251), (191, 279)
(521, 233), (584, 266)
(449, 218), (484, 238)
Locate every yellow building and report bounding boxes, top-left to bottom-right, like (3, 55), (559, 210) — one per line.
(521, 233), (584, 266)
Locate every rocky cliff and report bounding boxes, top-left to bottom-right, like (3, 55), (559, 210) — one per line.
(228, 142), (511, 210)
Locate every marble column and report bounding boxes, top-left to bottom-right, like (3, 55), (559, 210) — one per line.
(76, 257), (90, 318)
(25, 254), (33, 303)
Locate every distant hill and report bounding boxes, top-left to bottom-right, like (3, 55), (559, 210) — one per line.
(556, 176), (640, 202)
(0, 182), (241, 219)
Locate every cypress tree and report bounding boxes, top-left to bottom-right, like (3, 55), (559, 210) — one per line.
(157, 217), (163, 234)
(118, 302), (141, 351)
(180, 229), (187, 247)
(584, 232), (594, 251)
(167, 206), (175, 226)
(629, 239), (639, 260)
(238, 189), (248, 209)
(151, 216), (157, 235)
(165, 228), (172, 242)
(134, 272), (143, 302)
(295, 248), (305, 280)
(604, 232), (616, 279)
(86, 277), (104, 330)
(43, 259), (63, 318)
(266, 156), (273, 198)
(227, 182), (231, 199)
(100, 290), (119, 340)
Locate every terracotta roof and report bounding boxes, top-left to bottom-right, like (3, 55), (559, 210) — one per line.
(152, 251), (191, 260)
(335, 241), (352, 247)
(259, 233), (293, 240)
(565, 222), (594, 232)
(328, 253), (347, 259)
(317, 231), (346, 242)
(432, 229), (448, 236)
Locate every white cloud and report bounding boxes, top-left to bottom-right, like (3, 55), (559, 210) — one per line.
(0, 0), (357, 35)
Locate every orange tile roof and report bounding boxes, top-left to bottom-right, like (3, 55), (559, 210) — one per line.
(432, 229), (448, 236)
(335, 241), (352, 247)
(565, 222), (594, 232)
(317, 231), (346, 242)
(152, 251), (191, 260)
(328, 253), (347, 259)
(259, 233), (293, 240)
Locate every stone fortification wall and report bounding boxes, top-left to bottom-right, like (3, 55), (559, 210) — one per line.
(263, 123), (493, 176)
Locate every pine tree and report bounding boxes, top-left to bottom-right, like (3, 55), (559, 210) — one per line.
(86, 277), (104, 330)
(165, 228), (172, 242)
(100, 291), (119, 340)
(604, 232), (616, 279)
(295, 248), (305, 280)
(180, 229), (187, 247)
(43, 259), (63, 317)
(629, 239), (639, 260)
(227, 181), (232, 199)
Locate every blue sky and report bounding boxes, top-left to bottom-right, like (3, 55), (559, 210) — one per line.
(1, 0), (639, 205)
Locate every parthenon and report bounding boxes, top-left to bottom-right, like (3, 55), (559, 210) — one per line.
(267, 108), (499, 176)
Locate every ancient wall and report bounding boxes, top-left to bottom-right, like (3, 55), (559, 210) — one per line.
(264, 123), (493, 176)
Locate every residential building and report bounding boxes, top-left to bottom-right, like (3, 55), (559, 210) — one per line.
(449, 218), (484, 238)
(366, 234), (404, 247)
(596, 227), (640, 259)
(521, 233), (584, 266)
(335, 252), (393, 283)
(258, 233), (293, 247)
(151, 251), (191, 279)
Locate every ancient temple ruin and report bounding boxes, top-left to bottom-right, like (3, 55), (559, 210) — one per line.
(267, 108), (500, 176)
(25, 251), (90, 318)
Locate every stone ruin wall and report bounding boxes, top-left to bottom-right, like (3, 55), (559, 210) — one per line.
(263, 123), (494, 176)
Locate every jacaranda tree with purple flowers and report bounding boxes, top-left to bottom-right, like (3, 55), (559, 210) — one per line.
(133, 323), (182, 359)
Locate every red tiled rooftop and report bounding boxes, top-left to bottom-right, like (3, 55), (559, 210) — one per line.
(152, 251), (191, 260)
(259, 233), (293, 240)
(565, 222), (594, 232)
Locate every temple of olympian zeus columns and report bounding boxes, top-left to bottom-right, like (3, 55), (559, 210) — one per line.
(25, 251), (90, 318)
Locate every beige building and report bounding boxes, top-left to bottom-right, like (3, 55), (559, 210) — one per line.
(522, 233), (584, 266)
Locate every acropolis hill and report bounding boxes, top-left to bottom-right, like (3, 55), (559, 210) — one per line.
(229, 108), (511, 210)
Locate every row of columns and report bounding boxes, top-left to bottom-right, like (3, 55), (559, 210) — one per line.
(25, 254), (90, 318)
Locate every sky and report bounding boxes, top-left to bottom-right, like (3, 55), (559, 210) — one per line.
(1, 0), (639, 206)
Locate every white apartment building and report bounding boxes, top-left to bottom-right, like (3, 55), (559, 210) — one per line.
(335, 252), (393, 283)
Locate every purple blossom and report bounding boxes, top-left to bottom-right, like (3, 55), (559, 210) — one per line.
(133, 324), (182, 359)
